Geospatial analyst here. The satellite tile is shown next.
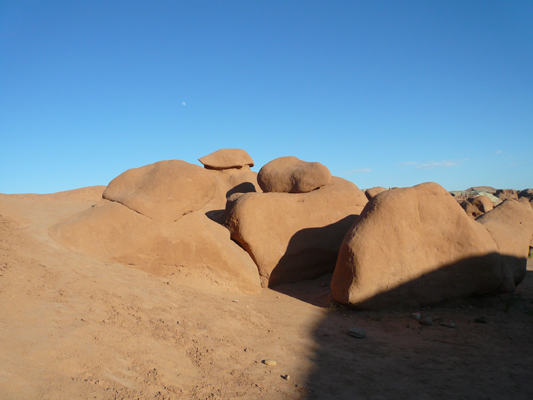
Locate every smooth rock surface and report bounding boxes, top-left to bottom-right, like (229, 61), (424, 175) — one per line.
(257, 156), (331, 193)
(103, 160), (216, 223)
(331, 182), (503, 309)
(199, 148), (254, 170)
(50, 200), (261, 294)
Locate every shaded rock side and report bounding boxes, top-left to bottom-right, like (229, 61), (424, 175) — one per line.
(199, 148), (254, 170)
(257, 156), (332, 193)
(460, 200), (483, 219)
(476, 199), (533, 292)
(103, 160), (216, 223)
(331, 182), (502, 309)
(223, 177), (368, 287)
(518, 189), (533, 200)
(49, 200), (261, 294)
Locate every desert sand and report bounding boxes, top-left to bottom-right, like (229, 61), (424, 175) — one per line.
(1, 186), (533, 400)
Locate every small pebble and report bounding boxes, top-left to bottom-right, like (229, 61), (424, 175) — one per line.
(440, 322), (457, 329)
(348, 327), (366, 338)
(419, 317), (433, 326)
(282, 375), (290, 380)
(263, 359), (277, 366)
(233, 299), (239, 303)
(410, 312), (421, 320)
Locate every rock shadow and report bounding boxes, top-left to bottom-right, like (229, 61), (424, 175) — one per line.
(268, 215), (358, 287)
(284, 255), (533, 399)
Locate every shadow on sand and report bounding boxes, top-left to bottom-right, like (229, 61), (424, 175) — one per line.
(273, 256), (533, 399)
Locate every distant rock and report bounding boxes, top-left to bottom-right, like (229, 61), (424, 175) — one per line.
(199, 148), (254, 170)
(495, 189), (518, 201)
(223, 177), (368, 286)
(331, 182), (503, 309)
(518, 189), (533, 200)
(460, 200), (484, 219)
(460, 194), (495, 218)
(471, 195), (494, 213)
(257, 156), (331, 193)
(365, 187), (387, 200)
(465, 186), (497, 193)
(476, 199), (533, 293)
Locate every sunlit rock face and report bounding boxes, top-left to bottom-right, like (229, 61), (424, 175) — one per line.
(51, 158), (262, 294)
(331, 182), (504, 310)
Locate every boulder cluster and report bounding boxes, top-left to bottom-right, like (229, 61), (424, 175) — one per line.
(50, 149), (533, 309)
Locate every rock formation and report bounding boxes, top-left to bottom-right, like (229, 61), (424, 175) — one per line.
(331, 182), (504, 309)
(495, 189), (518, 201)
(223, 177), (368, 287)
(51, 158), (262, 294)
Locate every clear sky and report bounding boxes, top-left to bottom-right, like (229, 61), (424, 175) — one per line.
(1, 1), (532, 194)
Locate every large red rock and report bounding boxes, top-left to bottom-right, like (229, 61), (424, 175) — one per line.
(476, 199), (533, 292)
(198, 148), (254, 170)
(257, 156), (332, 193)
(49, 200), (261, 294)
(223, 177), (368, 286)
(331, 182), (503, 309)
(103, 160), (216, 222)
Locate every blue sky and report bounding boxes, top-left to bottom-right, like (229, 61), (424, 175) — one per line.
(1, 1), (532, 194)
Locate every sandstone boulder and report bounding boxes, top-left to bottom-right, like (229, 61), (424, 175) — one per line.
(49, 200), (261, 294)
(460, 200), (483, 219)
(103, 160), (216, 223)
(331, 182), (503, 309)
(471, 195), (494, 213)
(199, 148), (254, 170)
(257, 156), (331, 193)
(365, 187), (387, 200)
(223, 177), (368, 286)
(476, 199), (533, 292)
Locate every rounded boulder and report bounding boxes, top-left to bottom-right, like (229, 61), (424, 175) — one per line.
(257, 156), (331, 193)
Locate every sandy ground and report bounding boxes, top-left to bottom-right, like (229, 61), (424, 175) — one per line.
(1, 188), (532, 400)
